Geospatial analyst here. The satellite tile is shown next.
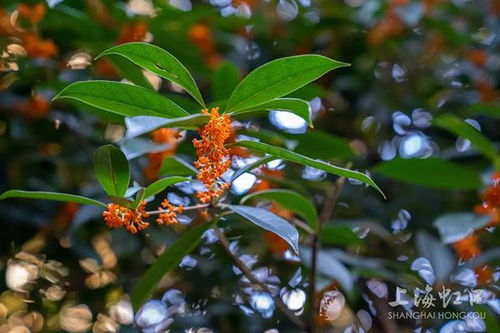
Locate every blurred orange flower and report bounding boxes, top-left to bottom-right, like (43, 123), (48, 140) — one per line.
(189, 23), (221, 68)
(143, 128), (180, 182)
(18, 3), (46, 25)
(117, 22), (148, 44)
(17, 93), (50, 118)
(23, 33), (58, 58)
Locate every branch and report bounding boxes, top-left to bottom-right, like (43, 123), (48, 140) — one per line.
(213, 227), (305, 328)
(309, 162), (352, 333)
(146, 203), (209, 215)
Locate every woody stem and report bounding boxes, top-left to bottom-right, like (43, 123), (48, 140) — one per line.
(309, 162), (352, 333)
(213, 226), (305, 329)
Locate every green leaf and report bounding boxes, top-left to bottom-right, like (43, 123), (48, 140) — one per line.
(321, 225), (361, 246)
(293, 130), (354, 160)
(230, 156), (277, 182)
(241, 189), (318, 229)
(373, 158), (481, 190)
(300, 248), (354, 294)
(108, 55), (154, 90)
(120, 138), (169, 160)
(434, 114), (498, 161)
(238, 129), (287, 146)
(230, 98), (312, 126)
(109, 196), (136, 209)
(53, 81), (189, 118)
(433, 212), (491, 244)
(0, 190), (107, 207)
(97, 42), (205, 107)
(95, 145), (130, 197)
(125, 114), (210, 138)
(144, 176), (190, 199)
(231, 140), (385, 198)
(225, 55), (349, 113)
(229, 205), (299, 254)
(468, 103), (500, 118)
(159, 156), (197, 176)
(212, 61), (240, 101)
(416, 232), (456, 282)
(131, 220), (216, 310)
(132, 189), (146, 209)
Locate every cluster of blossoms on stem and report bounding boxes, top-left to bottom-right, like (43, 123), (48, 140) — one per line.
(156, 199), (184, 225)
(102, 201), (150, 234)
(193, 107), (232, 204)
(102, 198), (184, 233)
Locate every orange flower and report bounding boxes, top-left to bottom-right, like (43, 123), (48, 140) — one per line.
(452, 234), (481, 261)
(188, 24), (221, 68)
(475, 172), (500, 227)
(193, 107), (232, 203)
(102, 201), (149, 234)
(476, 264), (493, 284)
(23, 33), (58, 59)
(94, 59), (119, 78)
(144, 128), (180, 182)
(156, 199), (183, 225)
(117, 22), (148, 45)
(467, 49), (488, 67)
(18, 3), (46, 25)
(17, 93), (50, 118)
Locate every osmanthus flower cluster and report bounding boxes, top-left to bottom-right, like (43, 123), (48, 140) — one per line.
(193, 107), (233, 204)
(102, 201), (150, 234)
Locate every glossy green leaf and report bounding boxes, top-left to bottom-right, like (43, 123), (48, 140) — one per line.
(321, 225), (361, 246)
(434, 114), (498, 160)
(416, 232), (455, 282)
(230, 156), (277, 182)
(125, 114), (210, 138)
(94, 145), (130, 197)
(468, 103), (500, 118)
(301, 248), (354, 294)
(293, 130), (354, 160)
(229, 205), (299, 254)
(212, 61), (240, 101)
(132, 188), (146, 208)
(225, 55), (349, 113)
(238, 129), (287, 146)
(97, 42), (205, 107)
(159, 156), (197, 176)
(373, 158), (481, 190)
(433, 212), (491, 244)
(120, 138), (169, 160)
(144, 176), (190, 199)
(53, 81), (189, 118)
(230, 98), (312, 126)
(0, 190), (106, 207)
(241, 189), (318, 228)
(231, 140), (384, 198)
(108, 55), (154, 90)
(132, 219), (216, 310)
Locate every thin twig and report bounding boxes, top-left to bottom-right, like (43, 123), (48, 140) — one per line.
(309, 162), (352, 333)
(146, 203), (209, 215)
(213, 227), (305, 328)
(291, 218), (315, 235)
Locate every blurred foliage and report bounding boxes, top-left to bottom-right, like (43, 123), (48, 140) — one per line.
(0, 0), (499, 332)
